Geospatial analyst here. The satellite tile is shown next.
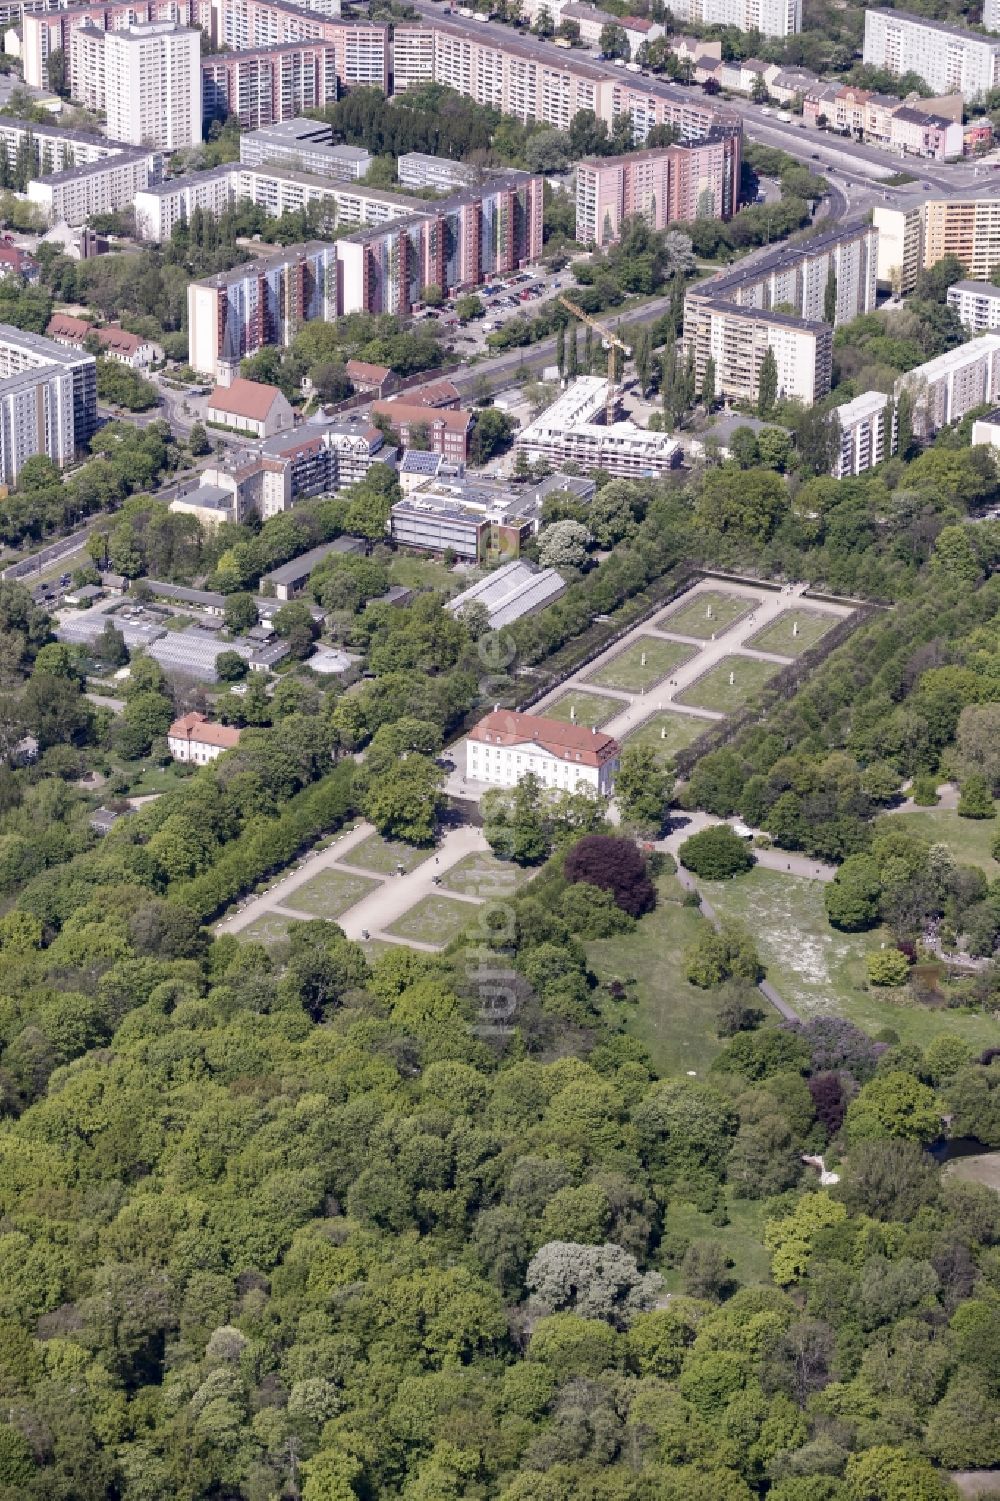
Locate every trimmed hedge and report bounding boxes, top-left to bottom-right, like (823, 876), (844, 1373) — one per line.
(170, 762), (355, 921)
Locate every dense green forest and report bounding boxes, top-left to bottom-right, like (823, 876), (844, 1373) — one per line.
(2, 382), (1000, 1497)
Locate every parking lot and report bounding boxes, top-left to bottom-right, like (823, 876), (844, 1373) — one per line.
(428, 259), (584, 356)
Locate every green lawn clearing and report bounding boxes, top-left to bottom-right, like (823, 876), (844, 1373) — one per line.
(587, 874), (723, 1078)
(699, 866), (1000, 1053)
(746, 608), (838, 658)
(440, 850), (529, 898)
(659, 1194), (773, 1291)
(389, 554), (471, 594)
(236, 911), (302, 947)
(657, 589), (755, 640)
(625, 709), (715, 764)
(384, 893), (477, 948)
(887, 808), (1000, 879)
(586, 636), (697, 693)
(676, 655), (780, 714)
(545, 690), (623, 727)
(284, 867), (380, 919)
(339, 833), (433, 876)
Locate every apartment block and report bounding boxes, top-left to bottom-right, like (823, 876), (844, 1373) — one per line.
(515, 376), (682, 477)
(202, 42), (339, 128)
(29, 147), (161, 226)
(874, 190), (1000, 291)
(71, 20), (202, 150)
(666, 0), (800, 39)
(136, 158), (426, 241)
(895, 334), (1000, 438)
(684, 299), (833, 407)
(833, 390), (889, 478)
(373, 399), (473, 460)
(23, 0), (210, 92)
(576, 131), (739, 248)
(863, 10), (1000, 101)
(397, 152), (478, 191)
(0, 325), (97, 483)
(215, 2), (388, 90)
(387, 17), (740, 143)
(946, 280), (1000, 332)
(690, 219), (878, 328)
(188, 241), (339, 382)
(239, 118), (371, 179)
(336, 171), (544, 316)
(134, 164), (237, 241)
(987, 0), (1000, 32)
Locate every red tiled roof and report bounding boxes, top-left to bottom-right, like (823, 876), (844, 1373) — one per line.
(168, 711), (242, 750)
(207, 378), (285, 422)
(622, 15), (654, 28)
(95, 327), (144, 355)
(406, 378), (461, 408)
(47, 312), (91, 342)
(469, 710), (619, 767)
(346, 358), (391, 383)
(372, 399), (472, 434)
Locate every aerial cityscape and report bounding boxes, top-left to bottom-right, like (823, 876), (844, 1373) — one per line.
(1, 0), (1000, 1493)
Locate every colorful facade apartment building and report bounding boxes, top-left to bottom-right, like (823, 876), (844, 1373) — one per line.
(188, 241), (338, 382)
(202, 41), (342, 127)
(335, 171), (544, 315)
(575, 131), (740, 248)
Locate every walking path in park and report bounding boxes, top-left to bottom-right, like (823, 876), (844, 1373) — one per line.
(217, 820), (493, 952)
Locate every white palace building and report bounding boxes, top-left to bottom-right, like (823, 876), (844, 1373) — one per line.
(467, 709), (620, 796)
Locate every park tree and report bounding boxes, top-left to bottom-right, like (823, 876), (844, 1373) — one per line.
(824, 854), (882, 931)
(701, 354), (716, 409)
(526, 1241), (661, 1328)
(695, 466), (788, 542)
(679, 824), (754, 880)
(537, 519), (591, 568)
(685, 921), (762, 987)
(958, 772), (995, 820)
(615, 744), (672, 830)
(846, 1071), (943, 1144)
(362, 753), (443, 845)
(564, 835), (656, 917)
(470, 408), (516, 465)
(223, 592), (258, 633)
(757, 347), (778, 418)
(866, 949), (910, 987)
(188, 422), (211, 456)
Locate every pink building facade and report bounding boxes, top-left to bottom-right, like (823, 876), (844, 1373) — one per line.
(575, 131), (740, 248)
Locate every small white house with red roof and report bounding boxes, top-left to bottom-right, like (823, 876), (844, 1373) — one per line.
(467, 709), (620, 796)
(167, 712), (242, 765)
(206, 378), (294, 440)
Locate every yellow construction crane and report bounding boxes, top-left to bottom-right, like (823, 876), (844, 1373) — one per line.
(558, 295), (632, 427)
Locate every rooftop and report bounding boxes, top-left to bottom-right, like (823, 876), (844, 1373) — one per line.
(833, 389), (889, 424)
(346, 358), (392, 382)
(263, 536), (366, 586)
(694, 297), (831, 333)
(446, 561), (566, 629)
(897, 332), (1000, 382)
(168, 711), (242, 749)
(868, 6), (1000, 43)
(207, 378), (286, 421)
(949, 280), (1000, 297)
(692, 218), (875, 304)
(470, 708), (619, 767)
(373, 400), (472, 435)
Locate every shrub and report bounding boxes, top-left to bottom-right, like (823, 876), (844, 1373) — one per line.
(563, 835), (656, 918)
(912, 774), (940, 806)
(958, 773), (995, 820)
(678, 824), (754, 881)
(866, 948), (911, 988)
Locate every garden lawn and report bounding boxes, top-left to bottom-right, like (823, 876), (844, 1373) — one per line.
(746, 608), (838, 658)
(625, 710), (714, 764)
(389, 554), (468, 594)
(676, 655), (779, 713)
(887, 808), (1000, 879)
(385, 893), (477, 948)
(945, 1151), (1000, 1192)
(657, 589), (755, 639)
(587, 874), (723, 1078)
(699, 866), (1000, 1053)
(284, 867), (380, 919)
(586, 636), (697, 693)
(545, 690), (623, 727)
(440, 850), (529, 898)
(237, 912), (302, 947)
(339, 833), (433, 875)
(659, 1195), (773, 1290)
